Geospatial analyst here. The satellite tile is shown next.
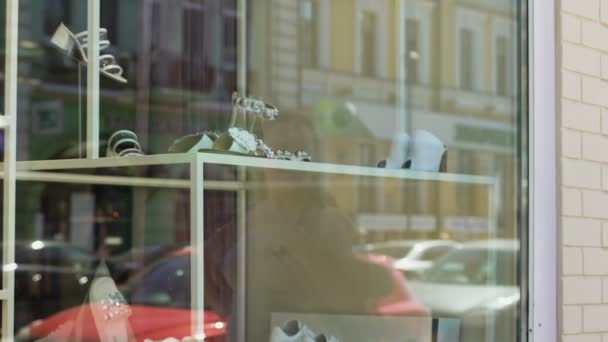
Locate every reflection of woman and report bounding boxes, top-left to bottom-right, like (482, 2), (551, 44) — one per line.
(204, 115), (397, 341)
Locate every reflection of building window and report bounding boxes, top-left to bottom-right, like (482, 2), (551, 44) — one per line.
(361, 10), (377, 77)
(406, 19), (420, 83)
(44, 0), (72, 36)
(496, 36), (509, 96)
(459, 28), (474, 91)
(101, 0), (119, 44)
(223, 12), (237, 63)
(300, 0), (319, 68)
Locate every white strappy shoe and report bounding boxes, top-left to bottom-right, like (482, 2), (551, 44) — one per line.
(106, 130), (145, 157)
(51, 22), (127, 84)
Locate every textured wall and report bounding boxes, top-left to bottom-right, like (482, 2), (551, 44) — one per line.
(561, 0), (608, 340)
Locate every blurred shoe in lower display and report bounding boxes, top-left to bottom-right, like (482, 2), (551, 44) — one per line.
(270, 320), (315, 342)
(304, 334), (340, 342)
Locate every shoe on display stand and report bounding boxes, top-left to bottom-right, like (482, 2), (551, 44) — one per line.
(51, 22), (127, 84)
(168, 131), (219, 153)
(378, 130), (447, 172)
(88, 263), (134, 341)
(171, 91), (312, 162)
(409, 130), (447, 172)
(213, 127), (261, 156)
(270, 320), (316, 342)
(304, 334), (340, 342)
(106, 130), (145, 157)
(378, 132), (411, 169)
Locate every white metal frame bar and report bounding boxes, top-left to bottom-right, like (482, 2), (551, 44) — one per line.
(2, 0), (18, 339)
(190, 154), (205, 339)
(87, 0), (100, 159)
(529, 0), (557, 339)
(7, 153), (496, 185)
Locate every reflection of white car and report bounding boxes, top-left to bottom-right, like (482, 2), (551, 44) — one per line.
(391, 240), (460, 277)
(356, 240), (459, 278)
(410, 239), (520, 342)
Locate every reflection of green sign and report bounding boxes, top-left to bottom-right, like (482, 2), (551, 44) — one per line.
(314, 98), (374, 139)
(455, 124), (515, 146)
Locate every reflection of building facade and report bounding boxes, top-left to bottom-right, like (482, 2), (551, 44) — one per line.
(10, 0), (240, 251)
(9, 0), (520, 247)
(253, 0), (519, 240)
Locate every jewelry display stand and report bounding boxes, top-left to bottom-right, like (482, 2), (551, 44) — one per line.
(0, 0), (500, 340)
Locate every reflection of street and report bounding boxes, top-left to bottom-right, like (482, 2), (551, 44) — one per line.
(10, 240), (97, 330)
(409, 239), (519, 342)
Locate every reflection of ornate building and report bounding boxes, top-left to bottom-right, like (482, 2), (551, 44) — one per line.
(251, 0), (519, 239)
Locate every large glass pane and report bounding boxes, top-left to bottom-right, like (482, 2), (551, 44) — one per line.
(8, 0), (526, 341)
(247, 0), (526, 341)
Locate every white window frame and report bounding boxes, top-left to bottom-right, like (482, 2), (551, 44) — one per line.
(529, 0), (557, 339)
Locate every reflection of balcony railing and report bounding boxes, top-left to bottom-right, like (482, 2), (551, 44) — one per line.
(301, 68), (515, 116)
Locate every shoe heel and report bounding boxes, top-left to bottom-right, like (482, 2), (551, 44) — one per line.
(51, 23), (76, 54)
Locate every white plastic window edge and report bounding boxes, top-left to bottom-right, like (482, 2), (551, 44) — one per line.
(529, 0), (557, 339)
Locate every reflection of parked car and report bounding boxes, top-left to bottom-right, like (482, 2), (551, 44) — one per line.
(410, 239), (519, 342)
(356, 240), (459, 278)
(10, 240), (98, 330)
(359, 253), (429, 316)
(18, 247), (227, 342)
(108, 244), (185, 284)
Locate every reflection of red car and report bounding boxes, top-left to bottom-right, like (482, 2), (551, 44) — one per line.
(17, 248), (227, 342)
(360, 253), (429, 316)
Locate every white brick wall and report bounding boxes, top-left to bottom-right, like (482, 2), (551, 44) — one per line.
(561, 0), (608, 338)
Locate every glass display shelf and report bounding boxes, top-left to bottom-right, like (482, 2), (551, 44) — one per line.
(0, 152), (496, 186)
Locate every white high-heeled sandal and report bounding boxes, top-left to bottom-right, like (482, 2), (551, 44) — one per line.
(51, 22), (127, 84)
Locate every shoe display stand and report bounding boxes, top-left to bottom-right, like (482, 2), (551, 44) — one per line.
(0, 0), (499, 340)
